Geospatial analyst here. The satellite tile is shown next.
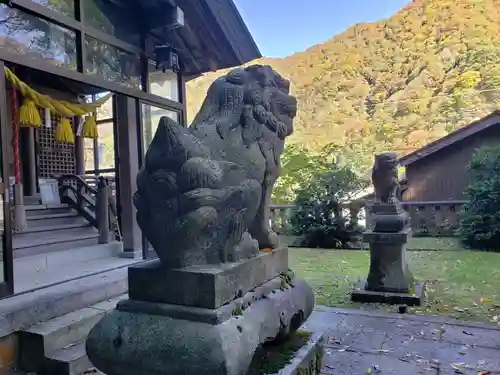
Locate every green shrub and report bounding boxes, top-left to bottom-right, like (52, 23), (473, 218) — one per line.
(290, 164), (369, 249)
(460, 145), (500, 250)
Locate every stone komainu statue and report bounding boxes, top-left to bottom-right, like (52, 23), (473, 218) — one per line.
(134, 65), (297, 268)
(372, 152), (399, 204)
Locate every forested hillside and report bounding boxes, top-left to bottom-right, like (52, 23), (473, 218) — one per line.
(187, 0), (500, 173)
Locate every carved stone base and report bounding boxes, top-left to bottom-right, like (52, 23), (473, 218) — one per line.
(86, 276), (315, 375)
(351, 280), (425, 306)
(369, 203), (410, 233)
(128, 248), (289, 309)
(363, 227), (413, 293)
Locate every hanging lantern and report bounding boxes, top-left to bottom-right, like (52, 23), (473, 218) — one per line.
(54, 118), (75, 144)
(82, 115), (98, 139)
(19, 99), (42, 128)
(154, 44), (181, 73)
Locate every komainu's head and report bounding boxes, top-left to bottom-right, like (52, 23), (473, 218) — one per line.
(373, 152), (398, 172)
(193, 64), (297, 146)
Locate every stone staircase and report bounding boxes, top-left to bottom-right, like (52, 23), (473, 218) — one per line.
(13, 196), (102, 258)
(5, 195), (134, 374)
(18, 293), (127, 375)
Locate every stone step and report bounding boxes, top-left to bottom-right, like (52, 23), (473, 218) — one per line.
(19, 310), (104, 372)
(0, 267), (129, 338)
(13, 227), (99, 257)
(16, 242), (124, 272)
(16, 222), (92, 235)
(19, 294), (127, 374)
(14, 242), (125, 293)
(44, 342), (93, 375)
(24, 194), (42, 205)
(14, 237), (101, 258)
(26, 212), (87, 228)
(25, 203), (74, 217)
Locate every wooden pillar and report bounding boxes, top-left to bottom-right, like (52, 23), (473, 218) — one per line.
(143, 104), (152, 148)
(115, 94), (142, 258)
(97, 177), (110, 244)
(74, 117), (85, 176)
(92, 136), (99, 174)
(25, 127), (37, 196)
(178, 73), (187, 126)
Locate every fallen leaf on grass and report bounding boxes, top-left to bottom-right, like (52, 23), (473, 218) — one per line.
(480, 298), (493, 303)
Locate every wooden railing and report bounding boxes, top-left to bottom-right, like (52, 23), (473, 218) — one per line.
(57, 175), (121, 242)
(269, 200), (468, 237)
(81, 174), (116, 196)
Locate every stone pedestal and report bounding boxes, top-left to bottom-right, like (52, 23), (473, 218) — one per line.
(351, 203), (425, 306)
(86, 248), (316, 375)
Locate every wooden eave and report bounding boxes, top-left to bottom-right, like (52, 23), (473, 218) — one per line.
(142, 0), (261, 77)
(398, 111), (500, 167)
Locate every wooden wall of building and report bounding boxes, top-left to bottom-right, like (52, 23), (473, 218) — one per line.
(402, 124), (500, 201)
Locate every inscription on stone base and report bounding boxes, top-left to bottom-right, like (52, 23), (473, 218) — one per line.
(351, 280), (425, 306)
(128, 247), (289, 309)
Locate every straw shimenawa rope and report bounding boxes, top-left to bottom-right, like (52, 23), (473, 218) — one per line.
(4, 67), (112, 117)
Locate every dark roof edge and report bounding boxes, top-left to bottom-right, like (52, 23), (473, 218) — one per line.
(398, 110), (500, 167)
(204, 0), (262, 64)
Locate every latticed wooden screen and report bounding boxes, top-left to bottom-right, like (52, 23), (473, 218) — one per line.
(36, 114), (76, 178)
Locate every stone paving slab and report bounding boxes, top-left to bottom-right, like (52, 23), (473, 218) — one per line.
(321, 351), (436, 375)
(302, 306), (500, 375)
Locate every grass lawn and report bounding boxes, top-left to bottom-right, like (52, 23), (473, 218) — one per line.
(289, 247), (500, 324)
(405, 237), (465, 251)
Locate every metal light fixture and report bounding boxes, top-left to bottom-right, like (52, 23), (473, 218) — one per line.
(168, 6), (185, 29)
(154, 44), (181, 73)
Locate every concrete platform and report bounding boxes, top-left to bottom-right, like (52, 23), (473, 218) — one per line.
(302, 306), (500, 375)
(13, 242), (137, 294)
